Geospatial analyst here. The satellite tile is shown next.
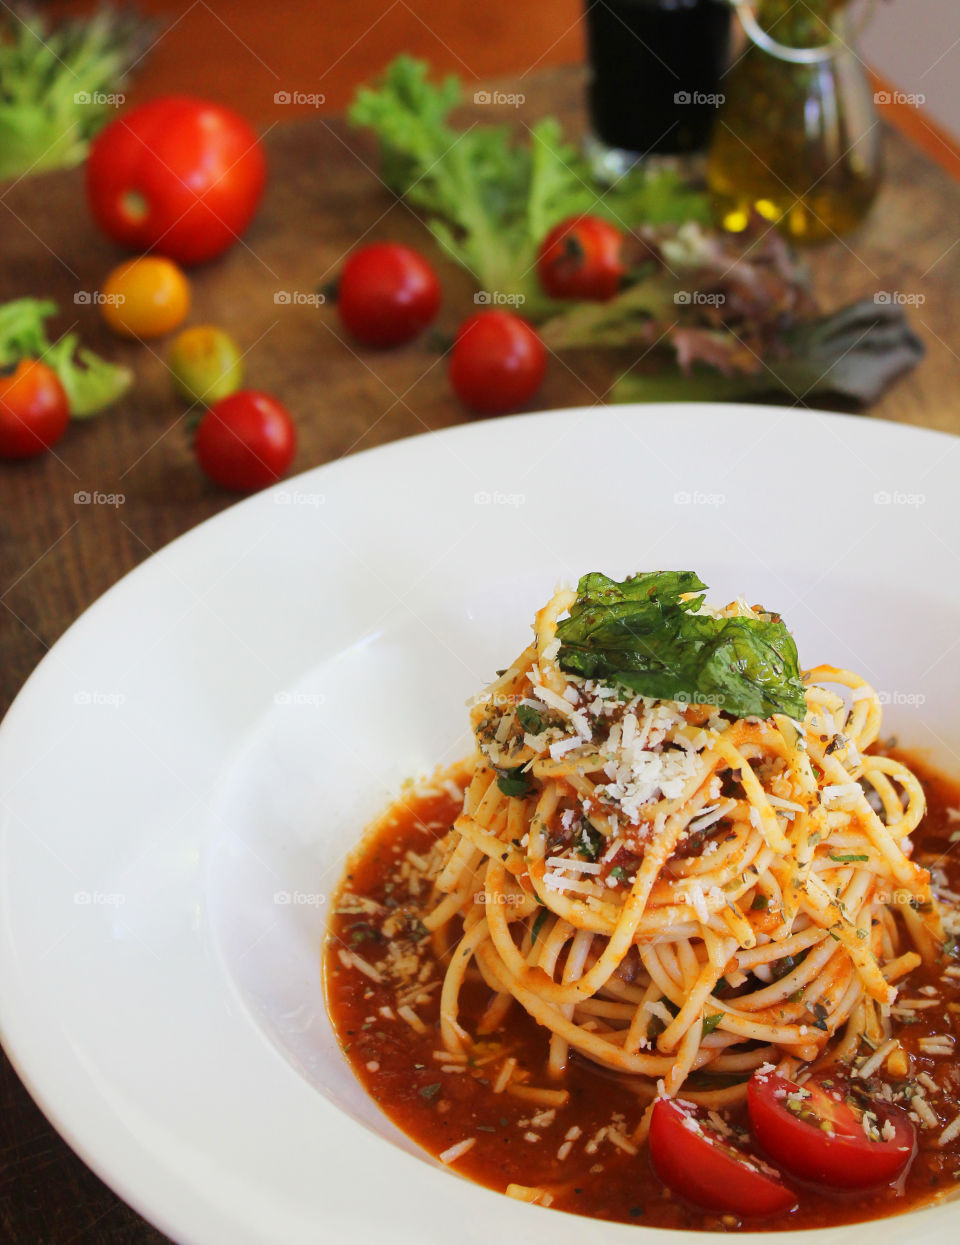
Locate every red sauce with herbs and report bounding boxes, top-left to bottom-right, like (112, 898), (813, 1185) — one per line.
(323, 754), (960, 1230)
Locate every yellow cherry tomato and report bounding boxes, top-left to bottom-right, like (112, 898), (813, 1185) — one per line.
(100, 257), (191, 339)
(168, 325), (244, 405)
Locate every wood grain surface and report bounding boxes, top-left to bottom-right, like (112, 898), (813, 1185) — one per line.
(1, 63), (959, 1245)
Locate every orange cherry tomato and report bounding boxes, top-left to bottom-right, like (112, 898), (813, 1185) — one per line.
(100, 257), (191, 339)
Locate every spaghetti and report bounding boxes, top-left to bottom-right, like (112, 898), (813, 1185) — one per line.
(422, 580), (942, 1114)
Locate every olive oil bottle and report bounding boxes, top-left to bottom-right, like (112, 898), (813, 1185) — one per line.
(708, 0), (880, 243)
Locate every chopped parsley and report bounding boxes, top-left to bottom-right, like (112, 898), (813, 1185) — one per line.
(701, 1013), (723, 1036)
(829, 853), (869, 863)
(495, 766), (536, 799)
(530, 908), (549, 945)
(516, 705), (546, 735)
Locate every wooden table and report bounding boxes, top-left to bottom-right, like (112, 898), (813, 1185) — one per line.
(1, 63), (959, 1244)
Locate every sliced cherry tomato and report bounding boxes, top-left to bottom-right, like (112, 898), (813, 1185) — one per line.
(649, 1097), (797, 1218)
(86, 97), (266, 266)
(536, 214), (626, 301)
(194, 390), (295, 491)
(0, 360), (70, 460)
(748, 1068), (916, 1189)
(448, 310), (546, 415)
(337, 243), (441, 347)
(101, 257), (191, 339)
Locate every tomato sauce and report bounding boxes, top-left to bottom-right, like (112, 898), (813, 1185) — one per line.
(323, 756), (960, 1230)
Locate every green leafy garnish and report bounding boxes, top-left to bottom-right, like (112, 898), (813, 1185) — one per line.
(575, 822), (604, 861)
(530, 908), (549, 945)
(0, 298), (131, 417)
(829, 853), (869, 863)
(516, 705), (545, 735)
(349, 56), (709, 316)
(609, 865), (628, 882)
(0, 7), (153, 179)
(702, 1013), (723, 1036)
(495, 766), (536, 799)
(555, 571), (807, 720)
(751, 893), (770, 911)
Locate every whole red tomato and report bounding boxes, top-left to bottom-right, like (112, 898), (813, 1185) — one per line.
(537, 214), (626, 301)
(194, 390), (295, 491)
(448, 311), (547, 414)
(337, 244), (441, 347)
(86, 97), (266, 266)
(0, 360), (70, 460)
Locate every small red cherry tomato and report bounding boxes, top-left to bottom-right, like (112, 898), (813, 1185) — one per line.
(649, 1097), (797, 1218)
(0, 360), (70, 460)
(448, 310), (546, 415)
(194, 390), (295, 492)
(337, 243), (441, 347)
(536, 214), (626, 301)
(747, 1068), (916, 1189)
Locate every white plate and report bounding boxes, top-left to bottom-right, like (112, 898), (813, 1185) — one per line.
(2, 404), (960, 1245)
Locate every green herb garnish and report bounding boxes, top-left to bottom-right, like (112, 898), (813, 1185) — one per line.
(555, 571), (807, 720)
(829, 853), (869, 863)
(575, 822), (604, 861)
(495, 766), (536, 799)
(609, 865), (628, 883)
(751, 893), (770, 911)
(530, 909), (549, 946)
(418, 1083), (442, 1101)
(516, 705), (546, 736)
(702, 1013), (723, 1036)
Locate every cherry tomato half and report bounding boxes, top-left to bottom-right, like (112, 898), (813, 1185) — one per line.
(536, 214), (626, 301)
(337, 243), (441, 347)
(101, 257), (191, 339)
(448, 311), (547, 415)
(0, 360), (70, 460)
(649, 1097), (798, 1218)
(194, 390), (295, 492)
(86, 96), (266, 266)
(747, 1068), (916, 1189)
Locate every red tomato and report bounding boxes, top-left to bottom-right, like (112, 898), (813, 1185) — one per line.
(747, 1068), (916, 1189)
(194, 391), (295, 491)
(448, 311), (546, 415)
(0, 360), (70, 460)
(536, 214), (626, 301)
(649, 1097), (797, 1218)
(86, 97), (266, 266)
(337, 244), (441, 347)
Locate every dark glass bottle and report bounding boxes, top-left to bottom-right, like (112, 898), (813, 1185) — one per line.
(585, 0), (732, 164)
